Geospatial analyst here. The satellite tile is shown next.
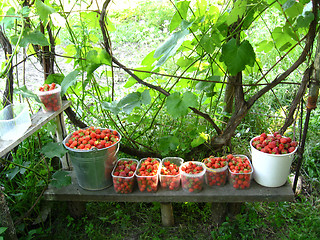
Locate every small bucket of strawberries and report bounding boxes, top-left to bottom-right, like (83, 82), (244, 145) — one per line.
(135, 157), (161, 192)
(227, 154), (253, 190)
(160, 157), (184, 191)
(37, 83), (62, 112)
(250, 132), (298, 187)
(203, 156), (228, 187)
(180, 161), (206, 193)
(112, 158), (138, 194)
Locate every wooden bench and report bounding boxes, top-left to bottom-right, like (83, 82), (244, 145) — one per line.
(43, 170), (294, 226)
(0, 100), (71, 168)
(0, 100), (295, 228)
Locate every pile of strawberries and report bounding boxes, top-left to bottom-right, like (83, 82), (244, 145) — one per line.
(160, 159), (181, 190)
(136, 157), (160, 192)
(203, 156), (228, 186)
(251, 132), (298, 154)
(180, 162), (205, 193)
(65, 127), (120, 150)
(112, 159), (138, 194)
(38, 82), (62, 112)
(227, 154), (252, 189)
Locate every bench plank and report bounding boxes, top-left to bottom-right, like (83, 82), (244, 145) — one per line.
(0, 101), (71, 158)
(44, 171), (294, 203)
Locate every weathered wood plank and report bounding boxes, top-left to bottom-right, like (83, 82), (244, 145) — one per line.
(0, 101), (71, 158)
(44, 171), (294, 203)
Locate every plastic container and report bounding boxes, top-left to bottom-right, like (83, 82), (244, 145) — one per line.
(63, 128), (121, 190)
(135, 158), (161, 192)
(228, 155), (253, 190)
(204, 159), (228, 187)
(37, 84), (62, 112)
(0, 103), (31, 141)
(111, 158), (138, 194)
(160, 157), (184, 191)
(180, 161), (206, 193)
(250, 137), (298, 187)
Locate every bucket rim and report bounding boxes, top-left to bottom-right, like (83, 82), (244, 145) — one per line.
(250, 135), (298, 157)
(62, 127), (121, 153)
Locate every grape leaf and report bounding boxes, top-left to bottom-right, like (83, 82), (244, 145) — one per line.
(50, 170), (71, 188)
(220, 38), (256, 76)
(117, 90), (151, 114)
(191, 132), (209, 148)
(166, 91), (197, 118)
(40, 142), (68, 159)
(169, 1), (190, 32)
(35, 0), (55, 25)
(60, 70), (80, 96)
(158, 136), (180, 155)
(14, 85), (41, 103)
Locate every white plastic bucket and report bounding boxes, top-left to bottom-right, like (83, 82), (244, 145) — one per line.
(250, 137), (298, 187)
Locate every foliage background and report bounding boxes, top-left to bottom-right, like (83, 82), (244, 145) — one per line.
(0, 0), (319, 239)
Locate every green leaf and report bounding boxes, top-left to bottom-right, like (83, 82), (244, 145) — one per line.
(183, 91), (197, 108)
(20, 6), (31, 17)
(24, 30), (49, 46)
(256, 40), (273, 53)
(14, 85), (41, 103)
(199, 34), (215, 54)
(141, 90), (151, 105)
(154, 27), (190, 68)
(86, 49), (111, 80)
(158, 136), (180, 155)
(296, 2), (314, 28)
(60, 70), (80, 96)
(191, 132), (209, 148)
(0, 227), (7, 235)
(124, 77), (137, 88)
(194, 0), (207, 17)
(271, 27), (295, 51)
(1, 7), (18, 29)
(283, 0), (303, 18)
(141, 50), (157, 67)
(227, 0), (247, 26)
(166, 91), (197, 118)
(220, 38), (256, 76)
(45, 73), (65, 85)
(101, 101), (121, 115)
(169, 1), (190, 32)
(117, 90), (151, 114)
(196, 76), (219, 93)
(35, 0), (55, 25)
(40, 142), (68, 159)
(50, 170), (71, 188)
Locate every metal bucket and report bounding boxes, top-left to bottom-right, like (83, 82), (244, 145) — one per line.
(63, 129), (121, 190)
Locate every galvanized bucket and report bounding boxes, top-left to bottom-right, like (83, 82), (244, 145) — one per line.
(63, 129), (121, 190)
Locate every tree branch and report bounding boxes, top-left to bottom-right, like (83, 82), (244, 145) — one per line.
(280, 66), (311, 134)
(98, 0), (221, 133)
(247, 0), (318, 108)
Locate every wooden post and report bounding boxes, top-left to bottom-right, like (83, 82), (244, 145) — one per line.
(160, 202), (174, 226)
(68, 201), (86, 218)
(0, 188), (18, 240)
(55, 112), (71, 170)
(210, 202), (228, 226)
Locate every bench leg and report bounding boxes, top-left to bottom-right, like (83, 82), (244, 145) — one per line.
(210, 202), (228, 226)
(228, 203), (243, 217)
(0, 190), (18, 240)
(55, 113), (71, 170)
(160, 202), (174, 226)
(68, 201), (86, 218)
